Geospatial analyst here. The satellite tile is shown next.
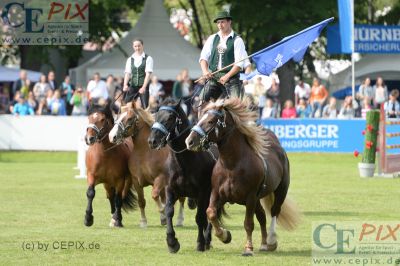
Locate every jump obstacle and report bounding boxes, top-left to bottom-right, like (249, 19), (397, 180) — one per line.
(377, 105), (400, 177)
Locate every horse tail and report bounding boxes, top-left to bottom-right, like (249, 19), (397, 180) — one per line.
(122, 187), (138, 212)
(260, 194), (301, 231)
(217, 204), (230, 226)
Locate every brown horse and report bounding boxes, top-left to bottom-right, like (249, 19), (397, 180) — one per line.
(185, 97), (300, 256)
(108, 102), (186, 227)
(84, 104), (137, 228)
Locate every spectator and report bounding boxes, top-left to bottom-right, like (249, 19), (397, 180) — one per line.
(33, 74), (51, 103)
(384, 89), (400, 118)
(294, 79), (311, 104)
(338, 96), (355, 119)
(12, 95), (34, 115)
(357, 77), (374, 105)
(87, 73), (108, 104)
(60, 75), (75, 115)
(261, 98), (277, 119)
(27, 91), (37, 112)
(9, 91), (21, 113)
(361, 97), (372, 118)
(172, 72), (183, 100)
(309, 77), (328, 118)
(373, 77), (388, 108)
(106, 75), (116, 101)
(12, 70), (28, 99)
(253, 76), (267, 118)
(266, 77), (280, 107)
(70, 87), (88, 116)
(149, 75), (163, 103)
(322, 97), (338, 118)
(46, 89), (54, 107)
(296, 98), (312, 118)
(36, 98), (49, 115)
(47, 71), (57, 91)
(281, 99), (296, 119)
(20, 79), (31, 99)
(48, 90), (66, 116)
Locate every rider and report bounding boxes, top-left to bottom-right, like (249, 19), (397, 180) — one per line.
(199, 10), (249, 102)
(123, 38), (153, 108)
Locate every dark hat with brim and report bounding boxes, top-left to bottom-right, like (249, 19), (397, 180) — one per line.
(213, 10), (232, 23)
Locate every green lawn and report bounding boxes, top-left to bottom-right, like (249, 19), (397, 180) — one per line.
(0, 151), (398, 265)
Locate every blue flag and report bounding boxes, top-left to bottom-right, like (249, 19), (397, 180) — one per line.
(337, 0), (354, 54)
(248, 17), (334, 77)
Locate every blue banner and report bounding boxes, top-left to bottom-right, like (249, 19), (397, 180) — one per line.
(261, 119), (365, 153)
(328, 24), (400, 54)
(337, 0), (353, 54)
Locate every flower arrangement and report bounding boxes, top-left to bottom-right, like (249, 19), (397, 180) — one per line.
(354, 110), (380, 163)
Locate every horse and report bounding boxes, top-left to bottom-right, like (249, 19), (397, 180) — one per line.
(84, 104), (137, 228)
(148, 98), (220, 253)
(185, 97), (301, 256)
(108, 102), (186, 227)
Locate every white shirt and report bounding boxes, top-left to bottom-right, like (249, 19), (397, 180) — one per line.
(124, 52), (154, 75)
(294, 83), (311, 99)
(199, 31), (247, 70)
(87, 79), (108, 100)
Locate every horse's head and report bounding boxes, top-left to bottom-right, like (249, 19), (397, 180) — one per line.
(85, 104), (113, 145)
(109, 102), (140, 144)
(186, 99), (227, 151)
(148, 98), (183, 149)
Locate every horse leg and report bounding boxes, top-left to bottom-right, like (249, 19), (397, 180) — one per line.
(195, 196), (208, 251)
(104, 184), (116, 215)
(242, 199), (256, 256)
(176, 197), (185, 227)
(110, 191), (124, 228)
(132, 178), (147, 228)
(84, 184), (95, 227)
(165, 188), (180, 253)
(204, 222), (213, 250)
(255, 200), (268, 252)
(267, 184), (288, 251)
(152, 177), (166, 226)
(206, 192), (231, 244)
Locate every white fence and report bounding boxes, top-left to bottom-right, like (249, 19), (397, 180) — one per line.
(0, 115), (88, 151)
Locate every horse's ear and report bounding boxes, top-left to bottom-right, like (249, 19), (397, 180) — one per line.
(176, 98), (182, 108)
(215, 98), (225, 109)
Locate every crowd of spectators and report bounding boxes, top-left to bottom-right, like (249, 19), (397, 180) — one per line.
(1, 69), (399, 120)
(244, 75), (400, 120)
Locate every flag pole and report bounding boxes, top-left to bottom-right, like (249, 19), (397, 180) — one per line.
(351, 0), (355, 102)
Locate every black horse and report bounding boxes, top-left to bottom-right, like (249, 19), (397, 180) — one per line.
(148, 98), (219, 253)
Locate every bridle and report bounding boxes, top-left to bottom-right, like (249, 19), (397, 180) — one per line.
(115, 111), (140, 143)
(86, 119), (110, 143)
(191, 109), (227, 150)
(151, 106), (191, 152)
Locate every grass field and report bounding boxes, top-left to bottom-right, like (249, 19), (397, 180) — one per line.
(0, 151), (399, 266)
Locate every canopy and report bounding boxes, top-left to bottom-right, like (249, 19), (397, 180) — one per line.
(0, 66), (42, 82)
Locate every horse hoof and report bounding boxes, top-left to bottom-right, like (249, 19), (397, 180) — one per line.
(84, 215), (94, 227)
(196, 243), (205, 252)
(205, 244), (212, 250)
(176, 220), (184, 227)
(168, 241), (180, 253)
(267, 242), (278, 252)
(222, 230), (232, 244)
(242, 250), (254, 256)
(140, 220), (148, 228)
(259, 244), (268, 252)
(109, 218), (123, 228)
(160, 217), (167, 226)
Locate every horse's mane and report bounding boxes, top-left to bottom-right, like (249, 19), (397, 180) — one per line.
(135, 108), (154, 126)
(88, 104), (113, 122)
(160, 97), (178, 107)
(204, 97), (270, 157)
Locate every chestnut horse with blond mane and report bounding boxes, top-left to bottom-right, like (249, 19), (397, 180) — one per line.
(185, 97), (301, 256)
(108, 102), (186, 227)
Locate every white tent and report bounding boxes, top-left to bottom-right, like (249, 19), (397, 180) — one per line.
(69, 0), (202, 87)
(0, 66), (42, 82)
(329, 54), (400, 92)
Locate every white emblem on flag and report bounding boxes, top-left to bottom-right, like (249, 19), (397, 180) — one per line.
(274, 53), (283, 69)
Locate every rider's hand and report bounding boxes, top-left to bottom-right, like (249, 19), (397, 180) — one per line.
(219, 74), (229, 85)
(123, 85), (129, 92)
(139, 87), (145, 94)
(202, 71), (212, 80)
